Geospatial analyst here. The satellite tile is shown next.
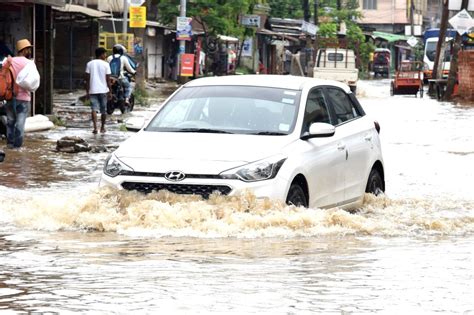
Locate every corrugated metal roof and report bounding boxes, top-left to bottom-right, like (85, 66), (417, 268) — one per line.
(53, 4), (110, 18)
(1, 0), (65, 6)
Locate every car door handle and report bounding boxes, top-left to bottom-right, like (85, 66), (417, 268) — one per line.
(337, 143), (346, 151)
(364, 135), (372, 141)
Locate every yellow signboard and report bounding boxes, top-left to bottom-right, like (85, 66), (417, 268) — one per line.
(129, 7), (146, 28)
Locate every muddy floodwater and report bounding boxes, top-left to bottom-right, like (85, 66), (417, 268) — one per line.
(0, 80), (473, 314)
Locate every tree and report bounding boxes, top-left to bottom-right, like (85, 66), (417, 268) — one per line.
(267, 0), (303, 18)
(155, 0), (261, 38)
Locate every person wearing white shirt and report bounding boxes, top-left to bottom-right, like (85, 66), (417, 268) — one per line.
(107, 45), (136, 105)
(85, 47), (112, 134)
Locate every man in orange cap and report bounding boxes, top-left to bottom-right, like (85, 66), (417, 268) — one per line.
(3, 39), (36, 148)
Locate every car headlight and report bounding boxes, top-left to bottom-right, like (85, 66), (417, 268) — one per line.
(103, 154), (133, 177)
(220, 155), (287, 182)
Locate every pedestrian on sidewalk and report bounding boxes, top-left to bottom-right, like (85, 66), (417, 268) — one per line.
(85, 47), (112, 134)
(3, 39), (38, 148)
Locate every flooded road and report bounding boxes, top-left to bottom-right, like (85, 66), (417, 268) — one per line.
(0, 80), (473, 314)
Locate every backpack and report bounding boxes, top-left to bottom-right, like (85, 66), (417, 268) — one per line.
(110, 55), (121, 77)
(0, 63), (15, 101)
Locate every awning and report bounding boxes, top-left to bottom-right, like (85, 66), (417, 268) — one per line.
(218, 35), (239, 42)
(372, 31), (410, 43)
(1, 0), (65, 5)
(53, 4), (110, 18)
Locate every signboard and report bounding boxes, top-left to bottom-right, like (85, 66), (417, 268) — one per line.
(448, 0), (474, 11)
(242, 38), (253, 57)
(129, 0), (146, 6)
(129, 6), (146, 28)
(177, 17), (193, 40)
(301, 21), (319, 35)
(407, 36), (418, 47)
(404, 25), (422, 36)
(449, 9), (474, 35)
(180, 53), (195, 77)
(240, 15), (261, 28)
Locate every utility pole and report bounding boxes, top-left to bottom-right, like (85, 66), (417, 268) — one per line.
(314, 0), (319, 53)
(429, 0), (449, 94)
(303, 0), (311, 76)
(179, 0), (186, 79)
(123, 0), (128, 38)
(444, 0), (469, 100)
(410, 0), (415, 36)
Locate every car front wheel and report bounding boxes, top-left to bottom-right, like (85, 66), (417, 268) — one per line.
(365, 168), (384, 196)
(286, 183), (308, 208)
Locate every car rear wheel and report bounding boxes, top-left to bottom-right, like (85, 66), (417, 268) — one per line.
(365, 168), (384, 196)
(286, 183), (308, 208)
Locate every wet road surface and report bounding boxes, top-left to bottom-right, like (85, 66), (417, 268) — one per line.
(0, 79), (473, 314)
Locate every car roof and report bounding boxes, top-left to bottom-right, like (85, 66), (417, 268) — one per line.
(184, 75), (351, 93)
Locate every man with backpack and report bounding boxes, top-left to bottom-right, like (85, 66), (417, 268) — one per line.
(1, 39), (38, 149)
(85, 47), (112, 134)
(107, 44), (136, 106)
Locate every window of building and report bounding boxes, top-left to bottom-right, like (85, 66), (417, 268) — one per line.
(363, 0), (377, 10)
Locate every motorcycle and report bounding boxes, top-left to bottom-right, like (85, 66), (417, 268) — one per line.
(106, 75), (135, 115)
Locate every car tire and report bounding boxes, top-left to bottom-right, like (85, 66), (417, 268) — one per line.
(286, 183), (308, 208)
(365, 168), (384, 196)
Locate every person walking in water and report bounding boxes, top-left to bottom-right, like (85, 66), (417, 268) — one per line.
(3, 39), (38, 149)
(85, 47), (111, 134)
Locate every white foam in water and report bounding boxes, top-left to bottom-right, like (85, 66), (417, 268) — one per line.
(0, 188), (472, 238)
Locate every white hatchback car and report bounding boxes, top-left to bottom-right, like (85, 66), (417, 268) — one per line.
(101, 75), (384, 209)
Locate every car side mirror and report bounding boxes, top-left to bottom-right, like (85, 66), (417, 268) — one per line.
(125, 116), (146, 132)
(301, 122), (335, 140)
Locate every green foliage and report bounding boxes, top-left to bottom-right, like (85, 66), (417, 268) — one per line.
(268, 0), (303, 18)
(49, 115), (66, 127)
(346, 23), (374, 78)
(318, 23), (338, 38)
(156, 0), (261, 37)
(134, 85), (149, 106)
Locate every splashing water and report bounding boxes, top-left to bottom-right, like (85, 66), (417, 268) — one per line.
(1, 187), (472, 238)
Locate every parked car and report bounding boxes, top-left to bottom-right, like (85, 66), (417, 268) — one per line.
(313, 48), (359, 94)
(101, 75), (384, 209)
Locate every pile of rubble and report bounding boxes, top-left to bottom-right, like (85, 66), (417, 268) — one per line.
(56, 136), (110, 154)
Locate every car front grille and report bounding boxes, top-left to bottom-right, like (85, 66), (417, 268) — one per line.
(121, 182), (232, 198)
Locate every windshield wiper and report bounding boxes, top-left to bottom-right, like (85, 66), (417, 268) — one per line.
(175, 128), (234, 134)
(251, 131), (287, 135)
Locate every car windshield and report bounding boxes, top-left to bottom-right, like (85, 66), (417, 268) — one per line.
(145, 85), (301, 135)
(425, 41), (451, 62)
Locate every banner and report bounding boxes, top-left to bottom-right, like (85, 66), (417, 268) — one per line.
(177, 17), (193, 40)
(180, 54), (195, 77)
(129, 7), (146, 28)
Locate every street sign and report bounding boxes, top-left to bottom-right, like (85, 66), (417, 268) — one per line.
(407, 36), (418, 47)
(129, 6), (146, 28)
(449, 9), (474, 35)
(301, 21), (319, 36)
(128, 0), (146, 7)
(240, 15), (261, 28)
(177, 17), (192, 41)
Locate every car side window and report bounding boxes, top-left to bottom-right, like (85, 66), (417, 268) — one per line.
(326, 88), (361, 124)
(303, 88), (331, 133)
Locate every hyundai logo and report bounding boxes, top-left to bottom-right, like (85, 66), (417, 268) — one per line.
(164, 171), (186, 182)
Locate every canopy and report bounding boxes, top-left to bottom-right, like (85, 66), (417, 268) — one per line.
(53, 4), (110, 18)
(372, 31), (410, 43)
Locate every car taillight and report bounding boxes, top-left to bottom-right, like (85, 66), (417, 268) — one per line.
(374, 121), (380, 134)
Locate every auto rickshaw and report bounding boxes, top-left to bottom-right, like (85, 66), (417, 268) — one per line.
(373, 48), (391, 78)
(390, 61), (424, 97)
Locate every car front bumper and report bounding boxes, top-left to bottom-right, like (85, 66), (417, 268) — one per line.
(99, 173), (290, 202)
